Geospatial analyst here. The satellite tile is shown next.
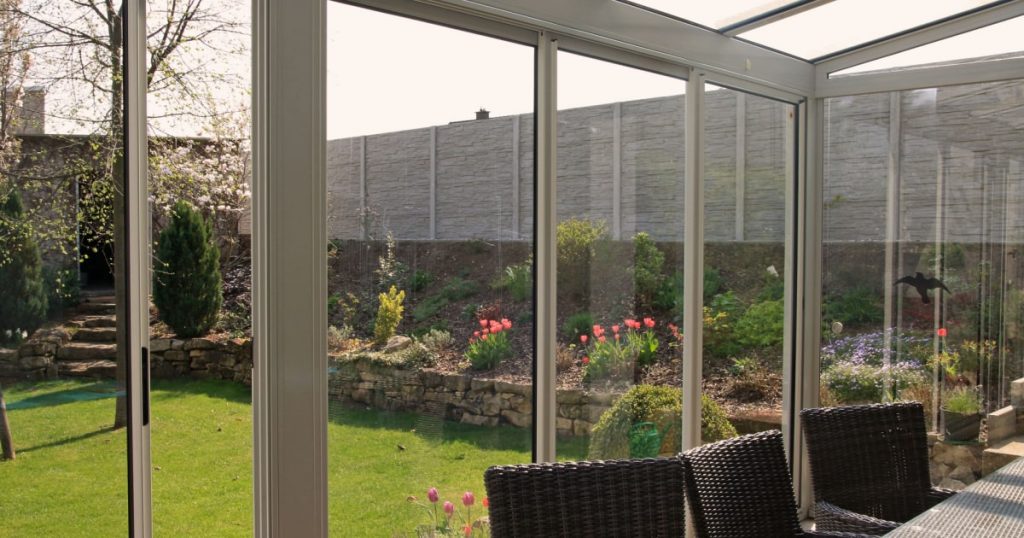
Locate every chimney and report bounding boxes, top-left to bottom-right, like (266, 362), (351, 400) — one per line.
(6, 86), (45, 135)
(475, 108), (490, 120)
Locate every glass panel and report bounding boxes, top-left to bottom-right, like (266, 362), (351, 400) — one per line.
(0, 4), (128, 535)
(627, 0), (794, 29)
(552, 50), (694, 462)
(740, 0), (995, 59)
(822, 80), (1024, 489)
(326, 4), (534, 536)
(148, 0), (254, 534)
(703, 84), (791, 442)
(834, 15), (1024, 76)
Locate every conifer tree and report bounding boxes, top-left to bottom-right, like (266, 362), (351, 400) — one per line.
(0, 190), (47, 343)
(153, 201), (222, 338)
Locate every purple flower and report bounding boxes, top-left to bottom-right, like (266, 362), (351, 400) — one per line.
(444, 501), (455, 517)
(427, 487), (439, 503)
(462, 491), (475, 507)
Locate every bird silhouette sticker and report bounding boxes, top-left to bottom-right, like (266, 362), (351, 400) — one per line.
(895, 272), (950, 304)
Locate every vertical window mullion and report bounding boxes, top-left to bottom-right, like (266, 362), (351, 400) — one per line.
(534, 32), (558, 464)
(682, 72), (705, 451)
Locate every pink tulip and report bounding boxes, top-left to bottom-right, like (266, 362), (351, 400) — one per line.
(501, 318), (512, 330)
(462, 491), (475, 506)
(474, 331), (481, 338)
(611, 325), (620, 334)
(481, 334), (488, 340)
(592, 324), (604, 337)
(428, 487), (439, 503)
(598, 335), (606, 343)
(444, 501), (455, 516)
(643, 317), (655, 328)
(580, 334), (588, 344)
(479, 319), (488, 329)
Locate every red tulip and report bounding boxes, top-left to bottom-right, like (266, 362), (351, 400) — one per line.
(643, 317), (655, 328)
(580, 334), (588, 344)
(937, 327), (948, 337)
(582, 356), (590, 365)
(501, 318), (512, 330)
(479, 319), (488, 329)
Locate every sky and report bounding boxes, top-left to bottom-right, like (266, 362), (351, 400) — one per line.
(26, 0), (1023, 139)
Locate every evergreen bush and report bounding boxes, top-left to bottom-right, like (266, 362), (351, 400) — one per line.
(632, 232), (665, 307)
(588, 384), (737, 460)
(374, 285), (405, 345)
(153, 200), (222, 338)
(0, 190), (47, 343)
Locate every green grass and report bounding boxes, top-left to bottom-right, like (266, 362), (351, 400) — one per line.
(0, 379), (587, 536)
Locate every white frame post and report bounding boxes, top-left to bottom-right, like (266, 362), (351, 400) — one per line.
(682, 71), (705, 451)
(125, 0), (151, 535)
(535, 32), (558, 463)
(796, 97), (825, 516)
(252, 0), (328, 535)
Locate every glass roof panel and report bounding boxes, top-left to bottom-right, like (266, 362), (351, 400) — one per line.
(834, 15), (1024, 75)
(738, 0), (996, 60)
(627, 0), (797, 29)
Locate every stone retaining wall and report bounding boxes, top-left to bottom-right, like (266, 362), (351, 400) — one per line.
(328, 356), (615, 436)
(149, 337), (253, 386)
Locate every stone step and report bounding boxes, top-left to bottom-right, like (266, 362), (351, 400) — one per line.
(56, 342), (117, 362)
(58, 359), (117, 378)
(76, 301), (116, 315)
(72, 327), (117, 343)
(983, 435), (1024, 476)
(81, 316), (117, 328)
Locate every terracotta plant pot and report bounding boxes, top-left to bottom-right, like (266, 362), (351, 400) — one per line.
(943, 410), (981, 442)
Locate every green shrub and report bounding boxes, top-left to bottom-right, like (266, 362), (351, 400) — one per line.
(413, 277), (480, 322)
(416, 329), (453, 353)
(632, 232), (665, 306)
(588, 385), (737, 460)
(374, 286), (405, 345)
(562, 312), (594, 344)
(653, 271), (683, 313)
(409, 269), (433, 293)
(824, 286), (883, 326)
(153, 200), (222, 338)
(757, 268), (784, 302)
(557, 218), (607, 298)
(495, 259), (532, 302)
(44, 266), (81, 317)
(465, 318), (513, 370)
(709, 291), (745, 320)
(327, 325), (353, 349)
(0, 190), (47, 343)
(653, 267), (726, 320)
(733, 299), (785, 350)
(703, 265), (723, 299)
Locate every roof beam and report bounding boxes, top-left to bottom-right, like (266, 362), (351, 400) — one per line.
(815, 55), (1024, 97)
(816, 0), (1024, 75)
(721, 0), (835, 37)
(416, 0), (815, 97)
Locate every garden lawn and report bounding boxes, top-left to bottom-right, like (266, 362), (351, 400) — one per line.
(0, 379), (587, 537)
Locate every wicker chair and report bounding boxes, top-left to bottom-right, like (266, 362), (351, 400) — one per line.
(801, 402), (956, 535)
(681, 430), (865, 538)
(484, 457), (685, 538)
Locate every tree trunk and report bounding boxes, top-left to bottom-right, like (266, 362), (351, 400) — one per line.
(0, 383), (15, 460)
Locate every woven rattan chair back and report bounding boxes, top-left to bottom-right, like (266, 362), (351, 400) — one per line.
(484, 457), (685, 538)
(682, 430), (804, 538)
(800, 402), (932, 523)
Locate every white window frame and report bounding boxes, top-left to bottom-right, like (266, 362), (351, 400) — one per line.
(242, 0), (1024, 535)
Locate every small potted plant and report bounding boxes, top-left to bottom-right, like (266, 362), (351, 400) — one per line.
(942, 386), (982, 442)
